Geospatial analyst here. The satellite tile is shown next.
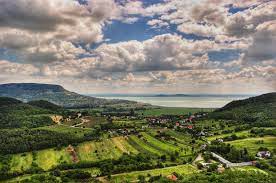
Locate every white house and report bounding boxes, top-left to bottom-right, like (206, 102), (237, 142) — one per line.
(257, 151), (271, 158)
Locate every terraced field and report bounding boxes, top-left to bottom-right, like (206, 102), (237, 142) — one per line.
(128, 135), (162, 155)
(6, 129), (196, 175)
(8, 136), (138, 173)
(10, 148), (71, 172)
(110, 164), (198, 182)
(76, 137), (139, 162)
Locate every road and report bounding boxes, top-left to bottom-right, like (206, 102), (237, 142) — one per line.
(211, 152), (254, 168)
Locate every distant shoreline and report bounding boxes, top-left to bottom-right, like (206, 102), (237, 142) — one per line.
(86, 94), (252, 108)
(87, 94), (255, 98)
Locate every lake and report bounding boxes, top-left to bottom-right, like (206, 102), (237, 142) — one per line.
(90, 94), (253, 108)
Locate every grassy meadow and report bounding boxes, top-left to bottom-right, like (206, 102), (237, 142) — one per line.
(227, 136), (276, 155)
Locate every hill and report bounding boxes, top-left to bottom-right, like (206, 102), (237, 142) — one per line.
(0, 83), (140, 108)
(27, 100), (62, 111)
(0, 97), (22, 107)
(0, 98), (60, 129)
(210, 92), (276, 123)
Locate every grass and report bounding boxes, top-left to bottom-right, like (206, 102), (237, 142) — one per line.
(8, 136), (139, 173)
(38, 125), (93, 138)
(128, 135), (162, 155)
(76, 138), (132, 162)
(110, 164), (198, 182)
(141, 132), (180, 154)
(207, 130), (250, 141)
(232, 166), (268, 175)
(112, 137), (139, 154)
(35, 149), (71, 170)
(138, 107), (213, 117)
(9, 148), (72, 172)
(227, 136), (276, 154)
(10, 153), (33, 172)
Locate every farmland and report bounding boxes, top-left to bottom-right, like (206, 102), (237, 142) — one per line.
(227, 136), (276, 155)
(0, 93), (276, 182)
(110, 164), (198, 182)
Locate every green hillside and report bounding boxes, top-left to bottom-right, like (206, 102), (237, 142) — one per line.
(210, 92), (276, 124)
(0, 97), (22, 107)
(27, 100), (62, 111)
(0, 98), (59, 129)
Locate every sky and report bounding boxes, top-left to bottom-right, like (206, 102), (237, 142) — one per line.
(0, 0), (275, 94)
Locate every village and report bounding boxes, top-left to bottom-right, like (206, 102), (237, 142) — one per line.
(52, 108), (273, 176)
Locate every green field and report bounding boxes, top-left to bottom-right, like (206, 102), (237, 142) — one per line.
(138, 107), (213, 116)
(110, 164), (198, 182)
(207, 130), (250, 141)
(227, 136), (276, 154)
(9, 148), (72, 172)
(7, 136), (143, 173)
(128, 135), (162, 155)
(232, 166), (269, 175)
(38, 125), (93, 138)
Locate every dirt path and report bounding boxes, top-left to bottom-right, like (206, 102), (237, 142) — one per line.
(67, 145), (79, 163)
(71, 118), (90, 127)
(192, 153), (203, 166)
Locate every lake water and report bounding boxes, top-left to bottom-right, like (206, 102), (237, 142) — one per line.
(91, 95), (252, 108)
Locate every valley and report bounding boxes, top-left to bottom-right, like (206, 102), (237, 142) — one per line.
(0, 92), (275, 182)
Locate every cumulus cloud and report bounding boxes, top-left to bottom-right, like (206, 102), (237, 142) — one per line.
(0, 0), (275, 94)
(0, 60), (39, 75)
(91, 34), (218, 73)
(242, 20), (276, 63)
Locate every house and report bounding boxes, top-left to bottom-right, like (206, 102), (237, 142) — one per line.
(76, 112), (82, 118)
(257, 151), (271, 158)
(217, 138), (224, 143)
(217, 166), (225, 173)
(198, 131), (206, 136)
(187, 125), (193, 129)
(142, 125), (148, 129)
(201, 144), (207, 150)
(199, 162), (213, 168)
(167, 174), (178, 181)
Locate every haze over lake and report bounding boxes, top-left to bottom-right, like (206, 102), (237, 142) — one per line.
(89, 94), (253, 108)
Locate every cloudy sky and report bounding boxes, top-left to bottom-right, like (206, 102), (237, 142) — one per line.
(0, 0), (275, 94)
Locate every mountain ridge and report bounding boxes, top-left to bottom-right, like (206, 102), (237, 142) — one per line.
(0, 83), (140, 108)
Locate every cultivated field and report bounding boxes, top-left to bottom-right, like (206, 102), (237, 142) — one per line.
(227, 136), (276, 154)
(110, 164), (198, 182)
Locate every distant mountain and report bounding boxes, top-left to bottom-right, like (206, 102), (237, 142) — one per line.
(0, 83), (140, 108)
(211, 92), (276, 121)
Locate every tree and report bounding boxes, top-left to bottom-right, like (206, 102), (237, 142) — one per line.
(138, 175), (146, 183)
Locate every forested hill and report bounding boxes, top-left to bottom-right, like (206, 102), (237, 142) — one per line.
(0, 97), (22, 107)
(0, 97), (60, 129)
(0, 83), (139, 108)
(210, 92), (276, 122)
(27, 100), (62, 111)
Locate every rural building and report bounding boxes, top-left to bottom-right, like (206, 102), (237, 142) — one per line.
(256, 151), (271, 158)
